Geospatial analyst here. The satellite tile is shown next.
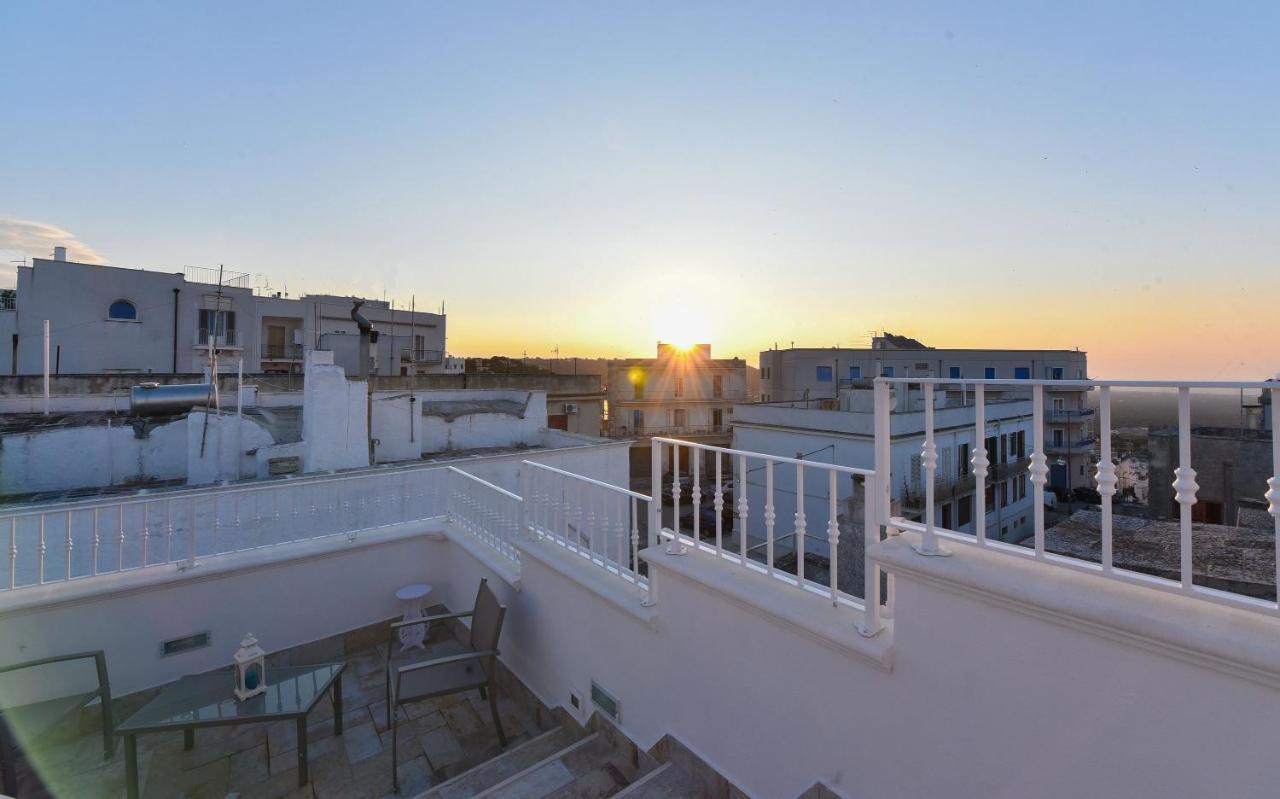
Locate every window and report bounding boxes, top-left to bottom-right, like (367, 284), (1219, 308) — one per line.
(959, 442), (970, 476)
(1053, 429), (1065, 447)
(1014, 367), (1030, 380)
(712, 375), (723, 398)
(1015, 430), (1026, 460)
(985, 436), (997, 469)
(672, 408), (687, 428)
(882, 366), (895, 378)
(910, 454), (922, 492)
(633, 370), (646, 400)
(1000, 482), (1009, 508)
(632, 409), (643, 430)
(762, 367), (770, 380)
(197, 309), (236, 343)
(958, 495), (972, 527)
(984, 367), (996, 379)
(849, 366), (861, 380)
(1000, 434), (1007, 464)
(712, 408), (723, 429)
(985, 483), (996, 510)
(674, 377), (685, 397)
(949, 366), (961, 379)
(816, 366), (833, 382)
(1052, 367), (1065, 380)
(108, 299), (137, 321)
(1053, 397), (1065, 412)
(941, 503), (952, 530)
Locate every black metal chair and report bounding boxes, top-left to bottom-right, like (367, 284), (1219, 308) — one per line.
(0, 650), (114, 797)
(386, 579), (507, 792)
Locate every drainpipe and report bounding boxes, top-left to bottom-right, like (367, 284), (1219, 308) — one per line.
(172, 288), (180, 373)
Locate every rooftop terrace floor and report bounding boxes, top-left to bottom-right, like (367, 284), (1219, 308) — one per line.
(18, 625), (548, 798)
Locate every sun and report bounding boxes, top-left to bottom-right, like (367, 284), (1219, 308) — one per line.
(651, 304), (710, 351)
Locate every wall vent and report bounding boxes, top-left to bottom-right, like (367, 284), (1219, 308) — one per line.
(161, 631), (211, 657)
(591, 680), (620, 723)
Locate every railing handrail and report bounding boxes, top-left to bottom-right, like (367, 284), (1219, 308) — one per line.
(521, 461), (649, 501)
(652, 436), (875, 477)
(877, 377), (1279, 390)
(445, 466), (522, 501)
(0, 461), (452, 520)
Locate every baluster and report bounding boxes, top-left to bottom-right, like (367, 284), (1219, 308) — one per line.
(765, 461), (776, 576)
(794, 463), (807, 581)
(580, 481), (590, 553)
(737, 454), (749, 567)
(140, 504), (149, 567)
(64, 511), (74, 580)
(1095, 386), (1118, 572)
(91, 508), (101, 577)
(584, 483), (595, 555)
(691, 450), (702, 548)
(649, 441), (663, 551)
(116, 505), (125, 572)
(1029, 384), (1049, 556)
(187, 497), (197, 569)
(213, 495), (223, 552)
(859, 473), (882, 637)
(630, 497), (641, 582)
(668, 444), (684, 554)
(972, 384), (989, 544)
(913, 384), (947, 556)
(614, 493), (625, 573)
(827, 470), (839, 605)
(38, 515), (46, 584)
(164, 500), (174, 563)
(1174, 387), (1199, 590)
(1267, 385), (1280, 603)
(8, 517), (16, 589)
(713, 451), (724, 555)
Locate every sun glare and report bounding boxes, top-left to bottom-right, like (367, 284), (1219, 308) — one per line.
(652, 304), (710, 352)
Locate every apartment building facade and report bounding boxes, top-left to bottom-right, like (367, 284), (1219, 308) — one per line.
(3, 254), (448, 378)
(759, 334), (1092, 493)
(732, 386), (1038, 546)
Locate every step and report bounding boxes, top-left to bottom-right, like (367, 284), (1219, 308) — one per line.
(475, 732), (638, 799)
(613, 763), (704, 798)
(413, 725), (585, 799)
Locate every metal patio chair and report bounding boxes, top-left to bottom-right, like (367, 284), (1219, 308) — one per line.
(386, 578), (507, 791)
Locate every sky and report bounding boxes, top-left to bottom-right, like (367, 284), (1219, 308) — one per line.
(1, 2), (1276, 378)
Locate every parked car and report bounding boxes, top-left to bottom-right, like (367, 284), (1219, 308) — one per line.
(1072, 486), (1102, 505)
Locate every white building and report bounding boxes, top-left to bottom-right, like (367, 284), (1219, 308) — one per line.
(760, 333), (1092, 493)
(733, 384), (1038, 548)
(3, 253), (448, 378)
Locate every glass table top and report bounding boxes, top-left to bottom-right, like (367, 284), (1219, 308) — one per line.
(117, 663), (344, 733)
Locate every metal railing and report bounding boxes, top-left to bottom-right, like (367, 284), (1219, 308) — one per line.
(650, 437), (883, 635)
(1045, 438), (1095, 454)
(262, 344), (303, 360)
(401, 348), (444, 364)
(445, 467), (521, 565)
(522, 460), (651, 603)
(2, 465), (447, 592)
(195, 328), (238, 347)
(875, 378), (1280, 617)
(1047, 408), (1095, 420)
(184, 265), (251, 288)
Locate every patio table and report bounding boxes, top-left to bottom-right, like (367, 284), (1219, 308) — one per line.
(115, 662), (344, 799)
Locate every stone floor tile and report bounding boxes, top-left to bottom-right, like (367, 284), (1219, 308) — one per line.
(441, 697), (485, 737)
(377, 724), (425, 765)
(418, 725), (465, 773)
(143, 751), (230, 798)
(342, 721), (384, 764)
(230, 743), (272, 788)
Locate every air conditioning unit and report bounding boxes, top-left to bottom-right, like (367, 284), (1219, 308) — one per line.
(564, 403), (579, 414)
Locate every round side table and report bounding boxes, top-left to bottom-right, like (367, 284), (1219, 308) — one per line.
(395, 583), (432, 652)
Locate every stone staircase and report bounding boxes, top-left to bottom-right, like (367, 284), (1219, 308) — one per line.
(411, 715), (703, 799)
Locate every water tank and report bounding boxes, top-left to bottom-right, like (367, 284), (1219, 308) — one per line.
(130, 383), (216, 416)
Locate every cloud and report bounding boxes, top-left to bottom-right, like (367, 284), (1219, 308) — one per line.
(0, 218), (107, 264)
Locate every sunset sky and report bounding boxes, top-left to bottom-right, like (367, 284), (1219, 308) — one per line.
(2, 3), (1276, 378)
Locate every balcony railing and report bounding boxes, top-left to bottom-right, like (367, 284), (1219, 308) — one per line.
(613, 425), (729, 438)
(1047, 408), (1095, 420)
(445, 467), (521, 566)
(2, 465), (446, 590)
(194, 328), (238, 347)
(262, 343), (303, 360)
(875, 377), (1280, 618)
(400, 348), (444, 364)
(1045, 437), (1095, 454)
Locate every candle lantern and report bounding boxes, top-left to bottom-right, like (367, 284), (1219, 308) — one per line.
(233, 633), (267, 701)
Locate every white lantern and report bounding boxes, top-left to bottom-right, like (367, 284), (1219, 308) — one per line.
(233, 633), (267, 701)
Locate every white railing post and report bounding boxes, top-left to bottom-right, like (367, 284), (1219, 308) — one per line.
(737, 454), (749, 567)
(713, 452), (724, 555)
(518, 467), (532, 540)
(859, 472), (883, 637)
(8, 517), (16, 589)
(1029, 384), (1048, 556)
(873, 380), (893, 534)
(794, 462), (808, 575)
(827, 470), (839, 605)
(1173, 387), (1199, 591)
(765, 461), (776, 576)
(1267, 386), (1280, 601)
(972, 384), (989, 544)
(667, 443), (686, 555)
(913, 383), (949, 556)
(1096, 386), (1117, 572)
(649, 440), (662, 551)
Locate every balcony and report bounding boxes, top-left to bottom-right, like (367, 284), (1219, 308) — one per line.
(401, 347), (444, 364)
(1047, 407), (1095, 421)
(2, 377), (1278, 798)
(193, 327), (240, 349)
(612, 424), (729, 438)
(1045, 437), (1095, 454)
(261, 343), (304, 361)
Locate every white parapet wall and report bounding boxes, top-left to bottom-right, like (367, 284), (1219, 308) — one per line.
(301, 350), (370, 473)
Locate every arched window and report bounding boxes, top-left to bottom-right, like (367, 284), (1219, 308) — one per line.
(108, 300), (137, 321)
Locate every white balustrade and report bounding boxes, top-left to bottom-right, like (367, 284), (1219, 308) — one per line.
(445, 467), (521, 563)
(522, 460), (652, 603)
(876, 377), (1280, 619)
(651, 437), (882, 634)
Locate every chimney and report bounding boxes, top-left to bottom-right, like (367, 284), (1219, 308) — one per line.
(53, 246), (67, 262)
